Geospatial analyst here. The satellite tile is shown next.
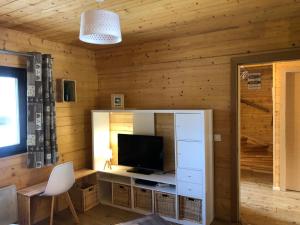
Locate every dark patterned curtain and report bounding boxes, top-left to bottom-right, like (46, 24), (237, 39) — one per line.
(27, 53), (58, 168)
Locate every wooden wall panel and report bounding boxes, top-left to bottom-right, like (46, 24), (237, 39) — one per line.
(0, 27), (98, 222)
(240, 65), (273, 174)
(109, 112), (134, 165)
(240, 66), (273, 146)
(96, 12), (300, 221)
(155, 113), (175, 172)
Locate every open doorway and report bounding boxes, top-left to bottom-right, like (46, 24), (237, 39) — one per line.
(238, 60), (300, 225)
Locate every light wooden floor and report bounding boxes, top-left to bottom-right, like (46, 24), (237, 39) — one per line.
(36, 203), (229, 225)
(34, 174), (300, 225)
(241, 170), (300, 225)
(37, 204), (142, 225)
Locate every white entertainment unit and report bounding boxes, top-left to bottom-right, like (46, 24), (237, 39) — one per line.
(92, 110), (214, 225)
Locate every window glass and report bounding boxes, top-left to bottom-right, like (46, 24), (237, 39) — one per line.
(0, 66), (26, 158)
(0, 77), (20, 147)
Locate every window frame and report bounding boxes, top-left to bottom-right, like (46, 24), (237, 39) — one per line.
(0, 66), (27, 158)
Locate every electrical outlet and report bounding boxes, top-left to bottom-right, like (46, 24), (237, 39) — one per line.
(214, 134), (222, 142)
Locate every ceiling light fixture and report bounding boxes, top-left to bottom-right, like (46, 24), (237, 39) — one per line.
(79, 0), (122, 45)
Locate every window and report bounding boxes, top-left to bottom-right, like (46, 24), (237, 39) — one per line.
(0, 67), (26, 157)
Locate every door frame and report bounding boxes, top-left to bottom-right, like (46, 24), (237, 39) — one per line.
(230, 49), (300, 223)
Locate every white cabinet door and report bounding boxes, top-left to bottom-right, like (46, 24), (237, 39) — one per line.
(177, 141), (204, 170)
(175, 113), (204, 141)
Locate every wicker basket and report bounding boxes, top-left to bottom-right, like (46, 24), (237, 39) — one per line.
(69, 183), (99, 212)
(155, 192), (176, 218)
(113, 183), (131, 208)
(179, 196), (202, 223)
(134, 187), (152, 212)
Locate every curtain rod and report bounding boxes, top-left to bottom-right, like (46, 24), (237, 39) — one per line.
(0, 49), (33, 57)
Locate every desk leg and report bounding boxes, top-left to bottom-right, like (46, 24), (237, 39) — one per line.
(18, 194), (31, 225)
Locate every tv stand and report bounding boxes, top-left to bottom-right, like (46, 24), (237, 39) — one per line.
(92, 110), (214, 225)
(127, 167), (154, 175)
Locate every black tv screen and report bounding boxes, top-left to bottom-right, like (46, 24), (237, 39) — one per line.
(118, 134), (164, 171)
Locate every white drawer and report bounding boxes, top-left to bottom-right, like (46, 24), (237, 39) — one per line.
(177, 169), (203, 184)
(177, 141), (204, 170)
(177, 181), (203, 199)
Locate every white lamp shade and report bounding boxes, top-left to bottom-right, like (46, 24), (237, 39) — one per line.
(79, 9), (122, 44)
(102, 148), (112, 160)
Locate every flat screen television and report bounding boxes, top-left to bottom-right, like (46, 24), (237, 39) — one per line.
(118, 134), (164, 174)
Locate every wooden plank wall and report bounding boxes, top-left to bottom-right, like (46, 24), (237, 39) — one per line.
(240, 65), (273, 174)
(110, 112), (134, 165)
(109, 112), (175, 171)
(155, 113), (175, 172)
(0, 27), (98, 222)
(96, 13), (300, 221)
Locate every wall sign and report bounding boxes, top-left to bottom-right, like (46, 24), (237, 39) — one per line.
(111, 94), (125, 109)
(247, 73), (261, 89)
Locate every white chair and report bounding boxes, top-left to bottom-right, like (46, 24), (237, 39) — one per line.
(0, 185), (18, 225)
(40, 162), (79, 225)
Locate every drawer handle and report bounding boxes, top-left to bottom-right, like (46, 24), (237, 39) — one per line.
(162, 194), (169, 198)
(119, 185), (124, 189)
(188, 197), (195, 201)
(188, 175), (192, 178)
(88, 187), (94, 192)
(141, 189), (147, 192)
(188, 188), (192, 191)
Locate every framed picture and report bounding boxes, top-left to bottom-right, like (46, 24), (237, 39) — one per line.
(111, 94), (124, 109)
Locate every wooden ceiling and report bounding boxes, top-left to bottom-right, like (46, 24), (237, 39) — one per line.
(0, 0), (299, 49)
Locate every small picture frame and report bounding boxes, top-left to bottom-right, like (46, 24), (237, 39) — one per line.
(111, 94), (124, 109)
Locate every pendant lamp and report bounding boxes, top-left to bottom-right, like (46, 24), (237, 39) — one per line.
(79, 1), (122, 45)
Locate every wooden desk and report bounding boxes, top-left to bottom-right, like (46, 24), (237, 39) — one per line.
(17, 169), (97, 225)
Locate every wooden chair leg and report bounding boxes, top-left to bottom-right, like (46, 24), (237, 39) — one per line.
(50, 196), (55, 225)
(65, 192), (80, 224)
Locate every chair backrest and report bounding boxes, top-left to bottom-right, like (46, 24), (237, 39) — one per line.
(43, 162), (75, 196)
(0, 185), (17, 225)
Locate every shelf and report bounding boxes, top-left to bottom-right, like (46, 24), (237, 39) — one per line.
(133, 208), (153, 215)
(98, 180), (112, 204)
(98, 171), (131, 185)
(98, 165), (176, 185)
(93, 110), (214, 225)
(133, 183), (176, 195)
(178, 219), (202, 225)
(100, 199), (112, 205)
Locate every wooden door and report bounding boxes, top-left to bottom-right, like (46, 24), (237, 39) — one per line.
(286, 72), (300, 191)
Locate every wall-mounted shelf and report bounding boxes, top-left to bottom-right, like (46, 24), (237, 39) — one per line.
(56, 79), (77, 102)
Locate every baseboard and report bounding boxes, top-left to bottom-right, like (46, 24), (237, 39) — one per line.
(212, 218), (241, 225)
(273, 186), (280, 191)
